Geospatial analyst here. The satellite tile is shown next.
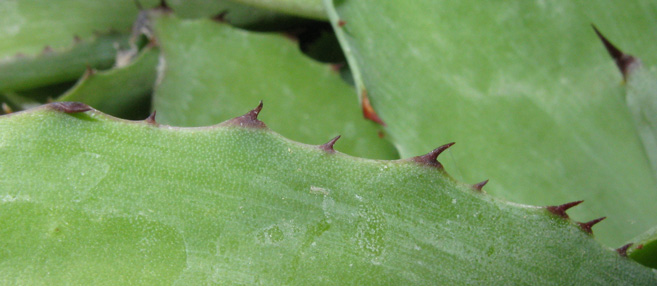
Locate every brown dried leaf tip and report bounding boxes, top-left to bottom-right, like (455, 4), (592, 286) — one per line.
(472, 179), (489, 192)
(223, 101), (267, 128)
(412, 142), (455, 169)
(361, 89), (385, 126)
(592, 25), (640, 81)
(145, 110), (157, 125)
(50, 102), (92, 113)
(546, 200), (584, 219)
(616, 243), (633, 257)
(578, 217), (606, 234)
(319, 135), (341, 153)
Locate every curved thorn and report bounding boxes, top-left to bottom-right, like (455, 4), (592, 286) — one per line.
(472, 179), (489, 192)
(145, 110), (157, 125)
(578, 217), (606, 234)
(591, 24), (639, 80)
(411, 142), (455, 168)
(223, 101), (266, 128)
(616, 243), (633, 257)
(50, 102), (92, 113)
(546, 200), (584, 219)
(319, 135), (341, 153)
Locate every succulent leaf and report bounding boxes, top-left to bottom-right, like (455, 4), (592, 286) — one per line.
(150, 13), (397, 159)
(324, 0), (657, 246)
(0, 104), (655, 284)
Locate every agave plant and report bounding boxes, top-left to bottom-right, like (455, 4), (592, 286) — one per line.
(1, 0), (656, 284)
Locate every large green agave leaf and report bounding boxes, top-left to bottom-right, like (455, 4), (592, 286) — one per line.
(151, 13), (396, 159)
(0, 102), (655, 284)
(325, 0), (657, 246)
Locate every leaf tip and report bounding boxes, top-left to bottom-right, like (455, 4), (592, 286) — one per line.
(546, 200), (584, 219)
(361, 89), (385, 126)
(49, 102), (92, 114)
(319, 135), (341, 153)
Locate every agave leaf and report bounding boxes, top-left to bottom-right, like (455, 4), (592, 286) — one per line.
(151, 13), (396, 159)
(628, 226), (657, 269)
(0, 0), (161, 60)
(325, 0), (657, 246)
(0, 33), (129, 92)
(0, 103), (654, 284)
(57, 47), (159, 119)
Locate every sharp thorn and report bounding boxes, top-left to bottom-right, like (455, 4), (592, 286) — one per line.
(546, 200), (584, 219)
(616, 243), (633, 257)
(145, 110), (157, 124)
(411, 142), (455, 168)
(578, 217), (606, 234)
(212, 10), (229, 22)
(472, 179), (489, 192)
(83, 66), (96, 78)
(222, 101), (266, 128)
(592, 24), (639, 80)
(50, 102), (92, 113)
(319, 135), (341, 153)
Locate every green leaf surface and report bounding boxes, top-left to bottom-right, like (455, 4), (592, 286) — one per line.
(0, 0), (158, 60)
(0, 104), (655, 284)
(626, 66), (657, 177)
(151, 14), (396, 159)
(57, 47), (159, 119)
(230, 0), (325, 20)
(325, 0), (657, 246)
(629, 226), (657, 269)
(0, 33), (129, 92)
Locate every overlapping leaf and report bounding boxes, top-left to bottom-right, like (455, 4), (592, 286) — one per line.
(325, 0), (657, 246)
(151, 13), (396, 159)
